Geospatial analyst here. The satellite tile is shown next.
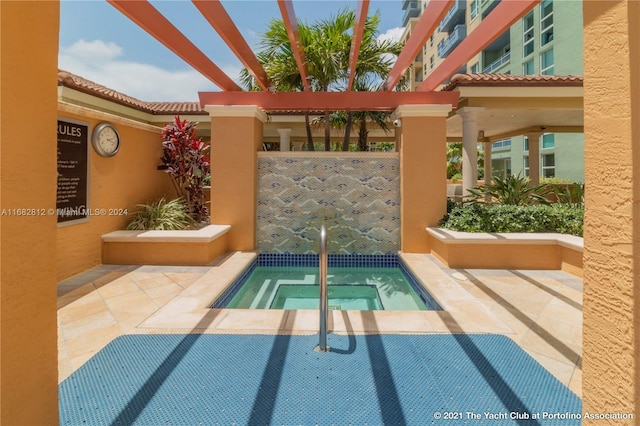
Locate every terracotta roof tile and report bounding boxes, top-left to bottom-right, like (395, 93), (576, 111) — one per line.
(442, 73), (583, 91)
(58, 70), (207, 115)
(145, 101), (204, 114)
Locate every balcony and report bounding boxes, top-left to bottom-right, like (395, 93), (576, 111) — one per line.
(481, 0), (500, 18)
(438, 25), (467, 58)
(483, 51), (511, 73)
(438, 0), (467, 33)
(402, 1), (421, 26)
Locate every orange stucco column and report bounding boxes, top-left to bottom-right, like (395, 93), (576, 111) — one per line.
(0, 1), (59, 424)
(583, 1), (639, 421)
(394, 105), (451, 253)
(205, 106), (266, 251)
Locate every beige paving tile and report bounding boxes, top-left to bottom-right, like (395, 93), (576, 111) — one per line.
(517, 328), (581, 366)
(134, 275), (178, 290)
(214, 309), (291, 331)
(535, 318), (582, 350)
(569, 367), (582, 397)
(103, 290), (156, 314)
(539, 298), (583, 325)
(141, 283), (183, 300)
(64, 323), (122, 359)
(92, 271), (132, 288)
(97, 280), (141, 299)
(58, 297), (109, 325)
(57, 283), (99, 309)
(337, 310), (433, 333)
(58, 357), (74, 383)
(525, 351), (576, 385)
(61, 310), (119, 340)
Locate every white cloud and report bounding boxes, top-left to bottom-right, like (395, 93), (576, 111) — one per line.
(63, 39), (123, 62)
(59, 39), (241, 102)
(378, 26), (405, 43)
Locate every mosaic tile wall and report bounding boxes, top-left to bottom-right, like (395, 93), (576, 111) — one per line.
(257, 153), (400, 254)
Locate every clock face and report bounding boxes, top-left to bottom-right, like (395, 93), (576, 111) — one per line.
(92, 123), (120, 156)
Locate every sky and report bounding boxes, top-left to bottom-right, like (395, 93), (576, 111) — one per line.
(59, 0), (406, 102)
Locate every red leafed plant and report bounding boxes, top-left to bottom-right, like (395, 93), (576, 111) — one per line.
(158, 116), (210, 222)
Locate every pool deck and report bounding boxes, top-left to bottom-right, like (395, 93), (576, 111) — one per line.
(57, 252), (582, 397)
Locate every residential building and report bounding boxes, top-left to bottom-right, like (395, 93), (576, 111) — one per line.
(401, 0), (584, 182)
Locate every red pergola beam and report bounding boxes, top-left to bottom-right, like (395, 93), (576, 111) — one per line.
(199, 90), (459, 111)
(193, 0), (270, 91)
(383, 0), (454, 91)
(346, 0), (370, 91)
(277, 0), (311, 91)
(419, 0), (541, 91)
(107, 0), (241, 91)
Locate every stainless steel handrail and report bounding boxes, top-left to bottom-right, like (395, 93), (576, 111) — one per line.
(317, 224), (329, 352)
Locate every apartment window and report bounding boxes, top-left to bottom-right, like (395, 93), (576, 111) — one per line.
(523, 59), (534, 75)
(470, 62), (479, 73)
(492, 138), (512, 150)
(523, 156), (530, 177)
(470, 0), (478, 20)
(524, 136), (529, 152)
(541, 48), (554, 75)
(542, 133), (555, 149)
(540, 0), (554, 46)
(523, 12), (535, 57)
(429, 35), (434, 47)
(430, 55), (435, 69)
(542, 153), (555, 177)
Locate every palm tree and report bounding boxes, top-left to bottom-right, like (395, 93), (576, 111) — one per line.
(239, 19), (317, 150)
(239, 8), (401, 151)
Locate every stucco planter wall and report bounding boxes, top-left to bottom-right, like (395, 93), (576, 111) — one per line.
(102, 224), (230, 266)
(427, 227), (583, 277)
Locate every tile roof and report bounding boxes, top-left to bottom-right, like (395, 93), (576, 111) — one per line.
(442, 73), (584, 91)
(58, 70), (207, 115)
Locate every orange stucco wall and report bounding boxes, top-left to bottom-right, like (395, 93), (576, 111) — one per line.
(399, 115), (447, 252)
(102, 235), (228, 265)
(209, 111), (263, 251)
(428, 236), (583, 276)
(583, 1), (640, 420)
(56, 112), (175, 281)
(0, 1), (59, 423)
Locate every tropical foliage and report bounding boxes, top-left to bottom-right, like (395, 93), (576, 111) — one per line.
(465, 173), (552, 205)
(439, 203), (584, 237)
(239, 8), (402, 151)
(126, 198), (193, 231)
(158, 116), (210, 221)
(447, 142), (484, 180)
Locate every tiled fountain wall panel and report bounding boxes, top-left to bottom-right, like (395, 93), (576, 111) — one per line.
(257, 153), (400, 254)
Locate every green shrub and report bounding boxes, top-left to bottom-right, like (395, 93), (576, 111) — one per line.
(126, 198), (194, 231)
(466, 174), (552, 205)
(439, 203), (584, 236)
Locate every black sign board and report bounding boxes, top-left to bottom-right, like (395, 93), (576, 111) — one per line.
(57, 119), (88, 223)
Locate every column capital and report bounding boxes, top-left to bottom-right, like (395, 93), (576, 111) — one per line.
(455, 106), (485, 120)
(204, 105), (267, 123)
(393, 104), (452, 119)
(522, 131), (544, 140)
(277, 128), (292, 136)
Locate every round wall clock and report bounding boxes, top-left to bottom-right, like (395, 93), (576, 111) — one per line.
(91, 123), (120, 157)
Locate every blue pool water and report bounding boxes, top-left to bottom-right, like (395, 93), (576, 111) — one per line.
(211, 254), (442, 311)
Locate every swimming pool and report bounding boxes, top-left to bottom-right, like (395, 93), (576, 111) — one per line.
(211, 254), (442, 311)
